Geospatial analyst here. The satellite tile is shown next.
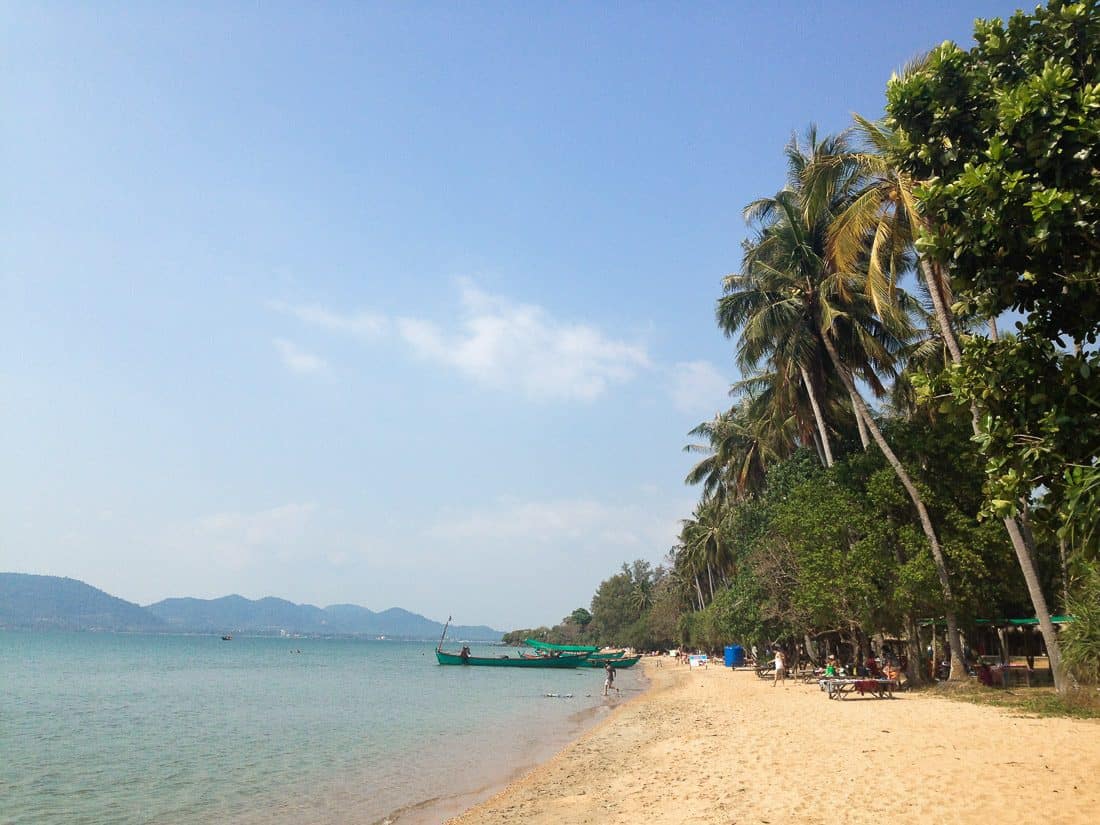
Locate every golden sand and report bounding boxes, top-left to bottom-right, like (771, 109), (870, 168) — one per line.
(447, 659), (1100, 824)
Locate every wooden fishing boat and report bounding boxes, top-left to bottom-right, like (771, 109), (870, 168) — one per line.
(436, 649), (590, 667)
(523, 639), (624, 660)
(436, 618), (589, 667)
(517, 649), (622, 660)
(524, 639), (599, 653)
(579, 654), (641, 669)
(585, 650), (626, 660)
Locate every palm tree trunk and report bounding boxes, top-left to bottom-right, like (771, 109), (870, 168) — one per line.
(811, 430), (826, 467)
(821, 332), (968, 680)
(904, 614), (927, 685)
(799, 365), (834, 467)
(918, 257), (1067, 692)
(921, 261), (962, 362)
(707, 563), (716, 602)
(1059, 535), (1070, 609)
(849, 386), (870, 449)
(988, 317), (999, 342)
(1002, 516), (1064, 673)
(694, 575), (706, 611)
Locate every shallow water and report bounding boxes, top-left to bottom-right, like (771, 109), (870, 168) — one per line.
(0, 631), (640, 824)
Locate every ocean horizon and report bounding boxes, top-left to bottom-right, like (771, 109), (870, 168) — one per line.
(1, 631), (642, 824)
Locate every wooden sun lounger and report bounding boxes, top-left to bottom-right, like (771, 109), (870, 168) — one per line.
(820, 677), (897, 700)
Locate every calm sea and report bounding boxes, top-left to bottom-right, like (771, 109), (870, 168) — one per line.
(0, 632), (641, 824)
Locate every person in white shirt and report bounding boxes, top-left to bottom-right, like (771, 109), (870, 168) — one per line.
(772, 648), (786, 686)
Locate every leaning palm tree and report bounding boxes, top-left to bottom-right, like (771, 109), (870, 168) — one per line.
(724, 127), (970, 680)
(827, 113), (1067, 689)
(673, 524), (708, 611)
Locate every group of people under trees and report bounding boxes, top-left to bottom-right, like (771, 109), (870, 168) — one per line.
(767, 647), (907, 687)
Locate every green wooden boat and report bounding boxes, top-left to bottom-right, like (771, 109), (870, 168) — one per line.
(524, 639), (599, 653)
(580, 654), (641, 669)
(436, 649), (589, 667)
(586, 650), (626, 660)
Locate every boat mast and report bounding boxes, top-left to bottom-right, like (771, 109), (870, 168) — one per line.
(437, 615), (451, 652)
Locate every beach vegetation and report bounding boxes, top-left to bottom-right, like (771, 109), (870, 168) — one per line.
(1060, 564), (1100, 685)
(933, 681), (1100, 720)
(506, 3), (1098, 680)
(885, 0), (1100, 691)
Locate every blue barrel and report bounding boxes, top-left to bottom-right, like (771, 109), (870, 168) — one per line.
(724, 645), (744, 667)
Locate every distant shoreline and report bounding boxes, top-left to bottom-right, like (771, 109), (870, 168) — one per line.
(0, 626), (500, 643)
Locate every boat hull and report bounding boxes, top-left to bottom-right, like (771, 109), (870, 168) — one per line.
(580, 655), (641, 669)
(436, 650), (589, 667)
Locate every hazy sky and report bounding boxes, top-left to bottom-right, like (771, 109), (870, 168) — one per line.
(2, 1), (1024, 629)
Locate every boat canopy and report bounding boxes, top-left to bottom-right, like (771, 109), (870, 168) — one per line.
(524, 639), (599, 653)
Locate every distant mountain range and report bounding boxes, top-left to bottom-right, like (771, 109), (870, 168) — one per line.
(0, 573), (502, 640)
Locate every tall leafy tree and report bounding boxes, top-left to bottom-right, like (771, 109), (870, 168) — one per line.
(886, 0), (1100, 690)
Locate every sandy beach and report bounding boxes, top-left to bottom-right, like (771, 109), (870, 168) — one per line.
(448, 659), (1100, 824)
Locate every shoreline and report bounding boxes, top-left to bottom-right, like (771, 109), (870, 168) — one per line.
(444, 658), (1100, 824)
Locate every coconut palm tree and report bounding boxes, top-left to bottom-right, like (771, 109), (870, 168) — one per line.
(827, 114), (1066, 689)
(720, 195), (841, 467)
(683, 400), (788, 502)
(724, 127), (971, 680)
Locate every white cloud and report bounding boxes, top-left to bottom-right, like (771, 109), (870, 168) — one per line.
(271, 280), (649, 401)
(395, 279), (650, 401)
(172, 503), (320, 571)
(274, 338), (329, 374)
(271, 301), (388, 339)
(667, 360), (731, 417)
(426, 497), (682, 552)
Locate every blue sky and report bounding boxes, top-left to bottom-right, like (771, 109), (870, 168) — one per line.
(1, 1), (1025, 629)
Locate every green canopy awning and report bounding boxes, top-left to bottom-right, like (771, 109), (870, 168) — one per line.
(919, 615), (1074, 628)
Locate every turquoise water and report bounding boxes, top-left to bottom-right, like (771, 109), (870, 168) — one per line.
(0, 632), (640, 824)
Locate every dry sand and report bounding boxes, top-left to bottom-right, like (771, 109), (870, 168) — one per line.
(447, 659), (1100, 824)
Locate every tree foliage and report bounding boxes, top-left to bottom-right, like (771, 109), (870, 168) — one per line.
(504, 3), (1097, 679)
(889, 0), (1100, 543)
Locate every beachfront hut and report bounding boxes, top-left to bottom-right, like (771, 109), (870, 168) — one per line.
(921, 615), (1073, 683)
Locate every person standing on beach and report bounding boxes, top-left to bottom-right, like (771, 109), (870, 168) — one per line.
(772, 648), (786, 686)
(603, 661), (616, 696)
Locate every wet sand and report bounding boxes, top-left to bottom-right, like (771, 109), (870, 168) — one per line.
(447, 659), (1100, 824)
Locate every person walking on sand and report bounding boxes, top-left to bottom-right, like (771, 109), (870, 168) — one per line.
(772, 648), (786, 686)
(603, 661), (617, 696)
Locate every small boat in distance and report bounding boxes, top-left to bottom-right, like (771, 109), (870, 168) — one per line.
(221, 635), (232, 641)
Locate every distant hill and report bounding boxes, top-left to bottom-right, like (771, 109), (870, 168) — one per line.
(0, 572), (502, 640)
(0, 573), (166, 632)
(147, 595), (331, 634)
(147, 595), (501, 640)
